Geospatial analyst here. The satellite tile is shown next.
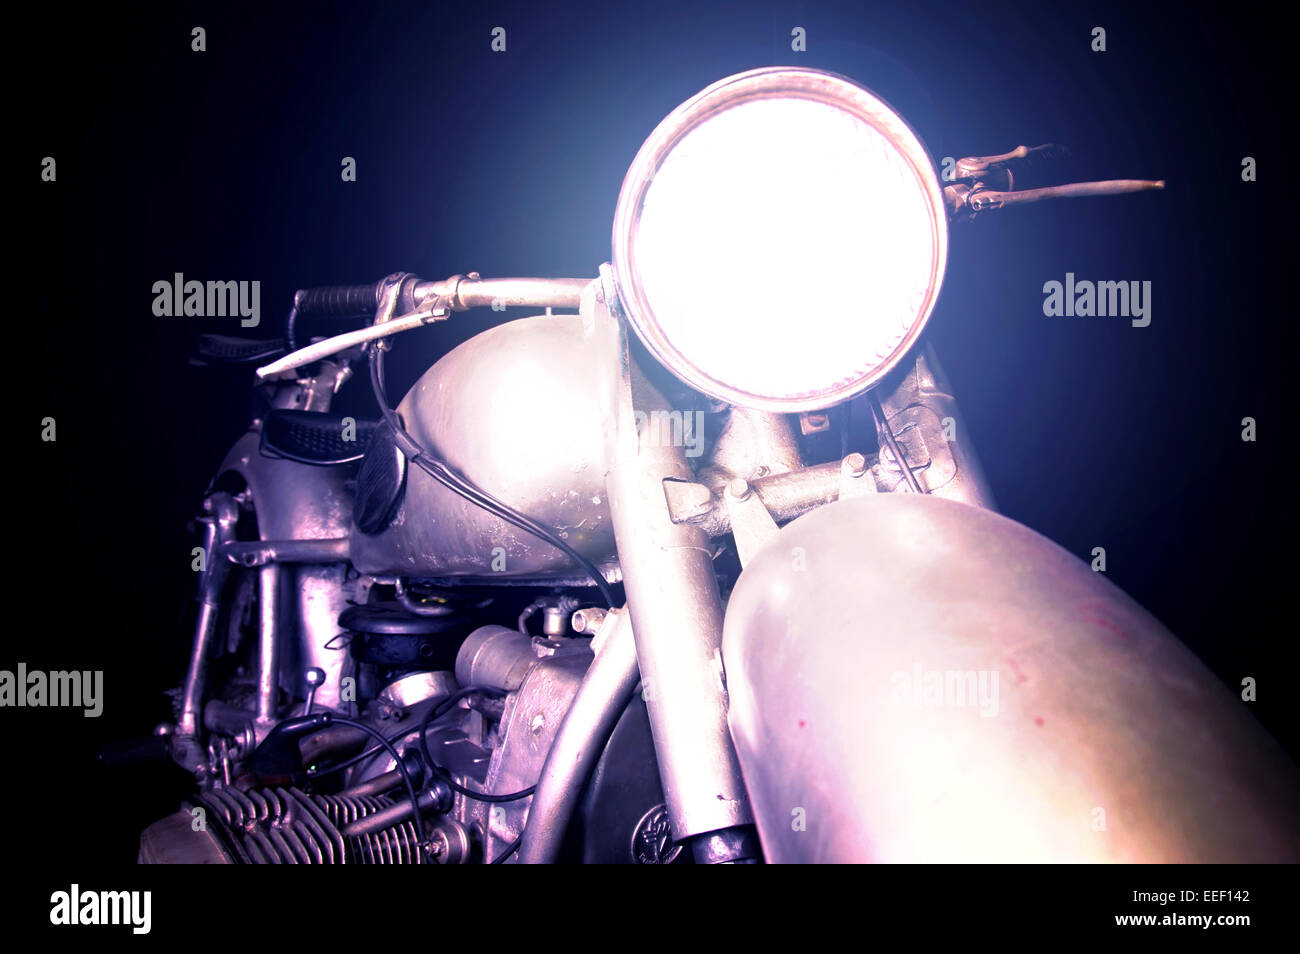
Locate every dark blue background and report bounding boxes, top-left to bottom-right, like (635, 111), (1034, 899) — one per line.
(18, 0), (1294, 859)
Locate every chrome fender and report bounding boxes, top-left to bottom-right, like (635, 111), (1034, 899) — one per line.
(721, 493), (1300, 862)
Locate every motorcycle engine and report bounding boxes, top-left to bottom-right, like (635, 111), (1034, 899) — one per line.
(140, 587), (674, 864)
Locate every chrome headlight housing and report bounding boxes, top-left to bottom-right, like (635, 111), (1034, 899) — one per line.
(612, 67), (948, 413)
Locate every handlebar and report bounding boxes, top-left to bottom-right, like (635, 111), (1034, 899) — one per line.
(262, 274), (594, 379)
(284, 275), (592, 351)
(411, 275), (589, 312)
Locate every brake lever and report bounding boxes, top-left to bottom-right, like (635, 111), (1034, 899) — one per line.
(943, 143), (1164, 220)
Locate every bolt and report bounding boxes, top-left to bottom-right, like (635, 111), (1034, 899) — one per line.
(841, 453), (868, 478)
(727, 478), (751, 501)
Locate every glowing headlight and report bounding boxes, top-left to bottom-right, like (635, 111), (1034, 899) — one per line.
(612, 68), (948, 412)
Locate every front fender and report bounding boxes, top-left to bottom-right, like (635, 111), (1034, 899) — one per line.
(721, 493), (1299, 862)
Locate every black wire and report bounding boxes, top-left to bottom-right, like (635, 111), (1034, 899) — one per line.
(417, 689), (536, 804)
(300, 688), (527, 860)
(368, 346), (616, 607)
(490, 834), (522, 864)
(328, 716), (429, 856)
(305, 687), (505, 781)
(284, 300), (300, 353)
(304, 726), (409, 780)
(372, 346), (615, 605)
(867, 392), (924, 494)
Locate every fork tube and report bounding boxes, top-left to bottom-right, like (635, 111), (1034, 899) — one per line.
(587, 269), (756, 853)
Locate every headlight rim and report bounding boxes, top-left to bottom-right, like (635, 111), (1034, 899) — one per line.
(611, 66), (949, 413)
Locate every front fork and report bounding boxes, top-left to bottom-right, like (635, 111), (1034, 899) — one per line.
(587, 270), (761, 863)
(588, 266), (996, 864)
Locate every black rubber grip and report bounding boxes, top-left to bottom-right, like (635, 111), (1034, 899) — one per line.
(294, 283), (381, 317)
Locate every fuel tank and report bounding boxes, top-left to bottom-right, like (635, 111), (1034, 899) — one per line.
(349, 315), (616, 579)
(721, 493), (1300, 862)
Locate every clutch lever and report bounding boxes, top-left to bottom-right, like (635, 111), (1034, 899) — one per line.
(943, 143), (1164, 220)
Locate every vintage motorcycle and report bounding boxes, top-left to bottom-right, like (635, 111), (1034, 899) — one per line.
(136, 68), (1298, 863)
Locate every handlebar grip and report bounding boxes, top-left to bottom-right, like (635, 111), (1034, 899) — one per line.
(286, 282), (383, 352)
(293, 283), (381, 317)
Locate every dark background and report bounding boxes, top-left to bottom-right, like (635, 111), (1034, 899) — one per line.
(14, 0), (1294, 863)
